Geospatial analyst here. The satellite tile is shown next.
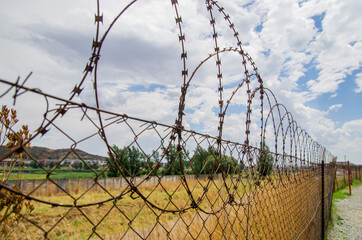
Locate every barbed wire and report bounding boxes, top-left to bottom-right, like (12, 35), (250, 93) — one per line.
(0, 0), (356, 239)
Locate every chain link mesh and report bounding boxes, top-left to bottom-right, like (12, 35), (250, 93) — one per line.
(1, 1), (360, 239)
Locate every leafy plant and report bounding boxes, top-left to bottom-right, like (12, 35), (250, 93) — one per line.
(192, 146), (240, 175)
(162, 144), (190, 175)
(107, 145), (146, 177)
(0, 105), (34, 239)
(257, 144), (274, 177)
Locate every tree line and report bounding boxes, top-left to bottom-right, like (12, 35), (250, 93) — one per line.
(106, 144), (273, 178)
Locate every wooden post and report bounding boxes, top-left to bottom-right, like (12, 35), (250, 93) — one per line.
(344, 165), (346, 187)
(347, 161), (351, 195)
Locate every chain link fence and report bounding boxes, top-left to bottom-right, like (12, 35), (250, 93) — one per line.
(0, 0), (355, 239)
(334, 162), (361, 192)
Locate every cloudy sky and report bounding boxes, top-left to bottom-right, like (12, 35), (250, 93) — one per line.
(0, 0), (361, 164)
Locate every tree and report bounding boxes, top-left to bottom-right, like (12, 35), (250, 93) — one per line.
(107, 145), (145, 177)
(192, 146), (215, 174)
(47, 161), (56, 170)
(72, 162), (83, 170)
(28, 160), (39, 169)
(140, 150), (159, 176)
(257, 144), (274, 177)
(162, 144), (189, 175)
(61, 161), (71, 168)
(219, 155), (239, 174)
(90, 163), (99, 170)
(191, 146), (240, 175)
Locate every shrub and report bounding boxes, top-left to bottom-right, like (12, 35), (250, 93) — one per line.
(0, 105), (34, 238)
(257, 144), (274, 177)
(192, 147), (240, 175)
(107, 145), (146, 177)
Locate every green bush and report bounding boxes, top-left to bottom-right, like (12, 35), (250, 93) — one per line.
(191, 147), (240, 175)
(257, 144), (274, 177)
(107, 145), (146, 177)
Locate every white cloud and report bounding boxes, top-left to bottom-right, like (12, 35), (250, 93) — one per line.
(355, 72), (362, 93)
(330, 93), (338, 98)
(1, 0), (362, 165)
(342, 119), (362, 135)
(306, 0), (362, 94)
(328, 104), (342, 112)
(327, 119), (362, 163)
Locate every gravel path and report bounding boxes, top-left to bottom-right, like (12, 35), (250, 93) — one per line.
(327, 184), (362, 240)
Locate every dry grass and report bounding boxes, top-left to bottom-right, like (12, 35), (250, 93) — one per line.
(6, 172), (324, 239)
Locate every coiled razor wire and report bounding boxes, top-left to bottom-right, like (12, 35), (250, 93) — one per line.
(0, 1), (344, 239)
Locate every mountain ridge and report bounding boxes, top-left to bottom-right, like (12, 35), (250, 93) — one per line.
(0, 146), (106, 160)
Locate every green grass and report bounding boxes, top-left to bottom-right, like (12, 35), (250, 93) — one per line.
(351, 178), (362, 187)
(333, 189), (350, 200)
(328, 177), (362, 229)
(333, 177), (362, 200)
(4, 168), (106, 180)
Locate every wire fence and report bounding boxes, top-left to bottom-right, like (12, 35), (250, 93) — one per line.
(334, 162), (361, 192)
(0, 0), (359, 239)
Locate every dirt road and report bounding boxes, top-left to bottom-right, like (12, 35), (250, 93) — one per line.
(327, 184), (362, 240)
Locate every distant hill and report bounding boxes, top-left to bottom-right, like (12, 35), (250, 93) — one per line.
(0, 146), (106, 161)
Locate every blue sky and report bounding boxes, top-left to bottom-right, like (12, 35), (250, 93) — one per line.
(0, 0), (361, 164)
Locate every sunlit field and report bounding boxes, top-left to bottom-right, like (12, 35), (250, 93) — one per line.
(7, 171), (322, 240)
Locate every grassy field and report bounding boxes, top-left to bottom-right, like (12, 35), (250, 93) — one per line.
(3, 171), (324, 239)
(3, 168), (106, 180)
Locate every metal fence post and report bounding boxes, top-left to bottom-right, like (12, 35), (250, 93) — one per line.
(347, 161), (351, 195)
(321, 153), (325, 240)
